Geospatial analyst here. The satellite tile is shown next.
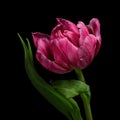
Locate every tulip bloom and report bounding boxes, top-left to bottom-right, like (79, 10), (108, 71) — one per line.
(32, 18), (101, 74)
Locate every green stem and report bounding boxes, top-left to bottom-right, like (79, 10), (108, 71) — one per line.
(74, 68), (85, 82)
(80, 94), (93, 120)
(74, 69), (93, 120)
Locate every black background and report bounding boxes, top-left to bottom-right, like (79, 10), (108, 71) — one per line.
(3, 2), (119, 120)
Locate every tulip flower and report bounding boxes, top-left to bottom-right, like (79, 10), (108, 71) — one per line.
(18, 17), (102, 120)
(32, 18), (101, 74)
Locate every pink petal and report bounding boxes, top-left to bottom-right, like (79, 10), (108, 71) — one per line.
(80, 34), (97, 63)
(32, 32), (50, 47)
(32, 32), (71, 74)
(56, 18), (79, 36)
(78, 46), (90, 69)
(78, 34), (97, 69)
(63, 30), (79, 46)
(37, 38), (53, 60)
(56, 37), (80, 68)
(51, 39), (72, 69)
(77, 21), (89, 45)
(95, 39), (101, 55)
(51, 18), (80, 46)
(36, 51), (71, 74)
(32, 32), (53, 60)
(88, 18), (102, 55)
(51, 24), (65, 39)
(89, 18), (100, 37)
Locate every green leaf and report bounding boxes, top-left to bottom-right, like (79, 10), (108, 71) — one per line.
(51, 80), (90, 101)
(17, 33), (83, 120)
(69, 98), (83, 120)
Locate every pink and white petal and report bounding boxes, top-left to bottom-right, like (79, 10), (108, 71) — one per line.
(37, 39), (53, 59)
(56, 18), (79, 36)
(51, 39), (72, 69)
(57, 37), (80, 68)
(77, 46), (90, 69)
(32, 32), (50, 47)
(82, 34), (97, 61)
(77, 35), (98, 69)
(56, 18), (80, 46)
(95, 39), (101, 55)
(36, 51), (71, 74)
(51, 18), (80, 46)
(89, 18), (101, 37)
(63, 30), (79, 46)
(88, 18), (102, 55)
(51, 24), (63, 39)
(77, 21), (89, 45)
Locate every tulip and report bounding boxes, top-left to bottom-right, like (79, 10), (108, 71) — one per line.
(32, 18), (101, 74)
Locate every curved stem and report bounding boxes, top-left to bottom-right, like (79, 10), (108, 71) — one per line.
(74, 69), (93, 120)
